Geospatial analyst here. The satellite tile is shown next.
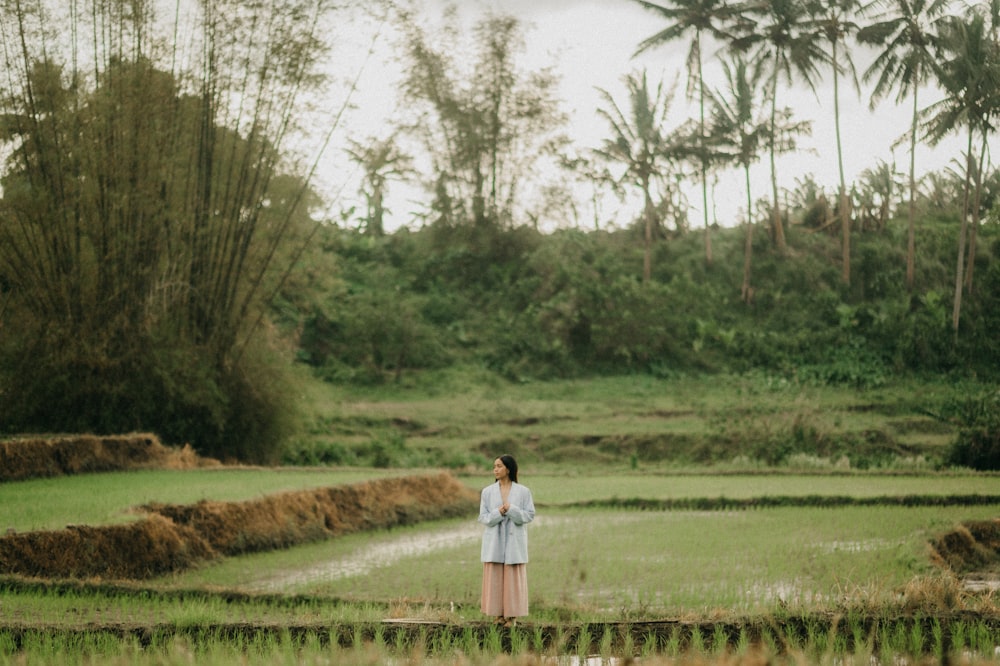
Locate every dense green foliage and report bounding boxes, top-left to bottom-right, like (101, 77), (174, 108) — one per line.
(0, 0), (329, 461)
(287, 216), (999, 386)
(1, 1), (997, 466)
(942, 387), (1000, 471)
(276, 212), (1000, 469)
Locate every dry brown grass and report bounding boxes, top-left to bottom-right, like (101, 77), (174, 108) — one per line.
(0, 433), (219, 482)
(145, 472), (477, 556)
(930, 519), (1000, 574)
(0, 514), (213, 579)
(0, 473), (477, 580)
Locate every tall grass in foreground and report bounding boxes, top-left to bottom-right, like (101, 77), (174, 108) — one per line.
(0, 583), (388, 627)
(2, 618), (1000, 665)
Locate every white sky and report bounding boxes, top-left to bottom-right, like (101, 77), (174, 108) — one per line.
(314, 0), (971, 232)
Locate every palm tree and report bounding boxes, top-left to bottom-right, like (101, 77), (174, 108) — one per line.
(631, 0), (748, 267)
(922, 7), (1000, 339)
(594, 70), (681, 282)
(857, 0), (948, 291)
(917, 168), (964, 215)
(855, 159), (903, 231)
(734, 0), (827, 252)
(961, 0), (1000, 293)
(707, 55), (769, 303)
(811, 0), (865, 285)
(707, 53), (809, 302)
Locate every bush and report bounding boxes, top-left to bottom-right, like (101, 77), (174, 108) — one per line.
(796, 338), (888, 389)
(943, 388), (1000, 471)
(297, 266), (450, 385)
(0, 324), (295, 464)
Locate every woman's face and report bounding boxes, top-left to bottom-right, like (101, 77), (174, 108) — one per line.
(493, 458), (509, 481)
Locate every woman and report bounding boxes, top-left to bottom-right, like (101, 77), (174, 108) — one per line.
(478, 454), (535, 627)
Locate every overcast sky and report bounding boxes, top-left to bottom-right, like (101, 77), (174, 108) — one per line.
(315, 0), (968, 232)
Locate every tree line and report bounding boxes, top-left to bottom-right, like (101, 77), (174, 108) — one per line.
(365, 0), (998, 331)
(290, 186), (999, 387)
(0, 0), (996, 462)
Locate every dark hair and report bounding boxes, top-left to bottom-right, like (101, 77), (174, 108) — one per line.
(497, 454), (518, 483)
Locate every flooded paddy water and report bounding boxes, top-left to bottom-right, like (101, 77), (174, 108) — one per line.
(203, 504), (1000, 622)
(250, 521), (483, 592)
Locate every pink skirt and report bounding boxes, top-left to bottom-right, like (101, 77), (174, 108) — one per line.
(481, 562), (528, 617)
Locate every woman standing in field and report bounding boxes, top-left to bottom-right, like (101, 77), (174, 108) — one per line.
(479, 454), (535, 628)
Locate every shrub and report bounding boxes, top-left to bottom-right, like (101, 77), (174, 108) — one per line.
(0, 320), (296, 464)
(943, 388), (1000, 471)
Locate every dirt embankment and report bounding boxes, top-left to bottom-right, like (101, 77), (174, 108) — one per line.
(931, 519), (1000, 574)
(0, 473), (477, 580)
(0, 433), (215, 482)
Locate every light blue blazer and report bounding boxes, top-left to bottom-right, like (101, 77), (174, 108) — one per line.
(479, 481), (535, 564)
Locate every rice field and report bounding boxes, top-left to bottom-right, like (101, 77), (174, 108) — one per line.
(156, 502), (999, 617)
(3, 466), (998, 532)
(2, 467), (999, 664)
(0, 467), (417, 532)
(470, 472), (1000, 506)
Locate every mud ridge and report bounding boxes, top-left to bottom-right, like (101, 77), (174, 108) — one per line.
(931, 518), (1000, 573)
(565, 495), (1000, 510)
(0, 473), (477, 580)
(0, 433), (217, 482)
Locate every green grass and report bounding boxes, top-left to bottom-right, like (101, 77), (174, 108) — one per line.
(0, 468), (417, 532)
(3, 372), (999, 663)
(1, 626), (997, 666)
(156, 503), (1000, 619)
(457, 472), (1000, 506)
(286, 370), (979, 469)
(3, 465), (995, 534)
(0, 584), (385, 627)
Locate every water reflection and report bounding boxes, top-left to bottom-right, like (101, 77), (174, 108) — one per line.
(252, 522), (482, 591)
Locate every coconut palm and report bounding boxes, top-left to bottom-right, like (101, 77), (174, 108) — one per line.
(960, 0), (1000, 293)
(810, 0), (866, 285)
(707, 53), (809, 302)
(855, 159), (904, 231)
(857, 0), (948, 291)
(734, 0), (827, 252)
(922, 7), (1000, 338)
(632, 0), (749, 266)
(594, 70), (681, 283)
(707, 55), (768, 303)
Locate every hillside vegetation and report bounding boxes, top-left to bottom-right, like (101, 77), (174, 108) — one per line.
(262, 214), (999, 468)
(5, 210), (999, 469)
(287, 216), (1000, 385)
(0, 0), (998, 470)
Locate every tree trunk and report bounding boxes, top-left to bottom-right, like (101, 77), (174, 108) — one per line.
(643, 173), (653, 284)
(741, 165), (754, 304)
(696, 33), (712, 267)
(905, 86), (918, 291)
(768, 70), (786, 251)
(952, 132), (973, 341)
(369, 184), (385, 236)
(833, 39), (850, 286)
(964, 135), (988, 292)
